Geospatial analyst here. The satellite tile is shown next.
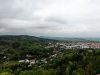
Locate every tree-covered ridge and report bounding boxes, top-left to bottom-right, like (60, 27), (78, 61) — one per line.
(0, 35), (57, 42)
(0, 35), (100, 75)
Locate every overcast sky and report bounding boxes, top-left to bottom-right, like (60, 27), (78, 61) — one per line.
(0, 0), (100, 37)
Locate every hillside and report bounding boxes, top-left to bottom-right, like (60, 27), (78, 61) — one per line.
(0, 35), (57, 42)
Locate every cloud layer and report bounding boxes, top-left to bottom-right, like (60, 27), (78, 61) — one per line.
(0, 0), (100, 37)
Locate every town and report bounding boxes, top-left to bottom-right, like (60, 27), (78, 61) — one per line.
(46, 42), (100, 49)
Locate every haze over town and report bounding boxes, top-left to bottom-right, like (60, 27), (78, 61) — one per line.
(0, 0), (100, 37)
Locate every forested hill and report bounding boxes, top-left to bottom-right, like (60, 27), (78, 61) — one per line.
(0, 35), (57, 42)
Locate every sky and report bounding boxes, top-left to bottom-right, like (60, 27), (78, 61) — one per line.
(0, 0), (100, 37)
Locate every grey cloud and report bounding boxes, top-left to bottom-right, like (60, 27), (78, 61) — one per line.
(34, 25), (61, 30)
(45, 17), (67, 24)
(35, 26), (54, 29)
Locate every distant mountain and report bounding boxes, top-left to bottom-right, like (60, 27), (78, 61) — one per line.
(85, 38), (100, 42)
(42, 36), (100, 42)
(41, 36), (91, 42)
